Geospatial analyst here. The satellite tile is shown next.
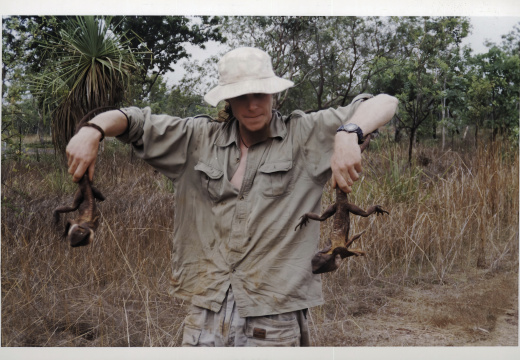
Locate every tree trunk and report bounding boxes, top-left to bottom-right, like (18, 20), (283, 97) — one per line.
(442, 126), (445, 150)
(408, 128), (415, 165)
(463, 126), (469, 141)
(37, 109), (45, 145)
(441, 77), (447, 150)
(474, 123), (479, 148)
(394, 118), (403, 143)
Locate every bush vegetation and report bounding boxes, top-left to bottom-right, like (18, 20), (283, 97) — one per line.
(1, 132), (517, 346)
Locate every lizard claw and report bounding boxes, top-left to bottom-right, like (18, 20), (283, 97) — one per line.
(294, 214), (310, 231)
(374, 205), (389, 216)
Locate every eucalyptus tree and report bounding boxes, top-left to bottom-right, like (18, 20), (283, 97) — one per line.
(304, 17), (398, 111)
(460, 23), (520, 145)
(32, 16), (140, 153)
(497, 23), (520, 56)
(475, 25), (520, 138)
(371, 16), (470, 162)
(111, 16), (226, 100)
(211, 16), (313, 110)
(188, 16), (397, 113)
(2, 16), (59, 144)
(2, 16), (30, 145)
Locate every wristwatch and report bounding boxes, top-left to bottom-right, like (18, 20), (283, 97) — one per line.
(337, 123), (364, 144)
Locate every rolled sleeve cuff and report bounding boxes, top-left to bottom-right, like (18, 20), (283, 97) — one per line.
(351, 93), (374, 104)
(116, 107), (146, 146)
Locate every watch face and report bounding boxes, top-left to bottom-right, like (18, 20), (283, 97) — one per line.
(344, 123), (359, 132)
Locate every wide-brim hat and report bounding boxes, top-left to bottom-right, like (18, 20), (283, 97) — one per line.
(204, 47), (294, 107)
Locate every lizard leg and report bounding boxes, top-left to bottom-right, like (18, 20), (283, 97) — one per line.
(345, 203), (389, 218)
(294, 203), (337, 231)
(53, 190), (84, 223)
(345, 230), (366, 248)
(91, 185), (106, 201)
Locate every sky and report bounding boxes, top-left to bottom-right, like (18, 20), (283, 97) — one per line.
(2, 1), (519, 86)
(166, 16), (520, 85)
(464, 16), (519, 53)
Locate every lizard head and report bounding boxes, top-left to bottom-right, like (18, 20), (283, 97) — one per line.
(67, 222), (94, 247)
(311, 246), (365, 274)
(311, 252), (341, 274)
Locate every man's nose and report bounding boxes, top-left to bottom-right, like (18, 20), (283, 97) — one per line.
(245, 94), (259, 110)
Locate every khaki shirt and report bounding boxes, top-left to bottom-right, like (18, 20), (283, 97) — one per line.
(118, 94), (372, 317)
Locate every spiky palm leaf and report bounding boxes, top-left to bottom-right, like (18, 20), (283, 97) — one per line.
(34, 16), (139, 153)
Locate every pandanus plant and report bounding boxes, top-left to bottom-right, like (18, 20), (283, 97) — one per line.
(33, 16), (141, 153)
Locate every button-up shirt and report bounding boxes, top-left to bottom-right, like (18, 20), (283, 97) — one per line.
(118, 94), (372, 317)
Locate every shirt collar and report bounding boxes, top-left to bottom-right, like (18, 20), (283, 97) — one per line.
(214, 110), (287, 147)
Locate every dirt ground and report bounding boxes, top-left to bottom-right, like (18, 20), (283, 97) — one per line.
(344, 288), (518, 347)
(313, 267), (518, 347)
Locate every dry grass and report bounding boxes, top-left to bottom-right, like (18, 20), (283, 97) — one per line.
(1, 134), (518, 347)
(310, 136), (519, 346)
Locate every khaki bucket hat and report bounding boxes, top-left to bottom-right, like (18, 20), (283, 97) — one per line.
(204, 47), (294, 107)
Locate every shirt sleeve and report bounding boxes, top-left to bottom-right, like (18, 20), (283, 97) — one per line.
(292, 93), (373, 185)
(116, 106), (213, 181)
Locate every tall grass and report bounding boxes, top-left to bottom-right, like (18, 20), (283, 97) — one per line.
(1, 135), (518, 346)
(311, 137), (518, 345)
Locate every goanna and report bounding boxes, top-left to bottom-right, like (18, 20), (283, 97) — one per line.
(294, 133), (389, 274)
(53, 107), (115, 247)
(54, 174), (105, 247)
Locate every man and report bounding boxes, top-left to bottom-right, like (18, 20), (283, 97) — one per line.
(66, 47), (398, 346)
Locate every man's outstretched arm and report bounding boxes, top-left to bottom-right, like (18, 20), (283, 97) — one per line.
(66, 110), (128, 182)
(331, 94), (398, 193)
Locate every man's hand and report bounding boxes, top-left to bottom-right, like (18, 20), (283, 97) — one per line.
(331, 131), (362, 193)
(66, 126), (102, 183)
(65, 109), (128, 183)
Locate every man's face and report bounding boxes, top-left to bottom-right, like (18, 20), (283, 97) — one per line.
(228, 93), (273, 133)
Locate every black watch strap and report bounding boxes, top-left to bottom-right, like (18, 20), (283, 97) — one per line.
(337, 124), (364, 144)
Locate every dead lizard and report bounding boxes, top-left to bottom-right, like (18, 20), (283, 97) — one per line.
(53, 107), (114, 247)
(54, 173), (105, 247)
(294, 133), (389, 274)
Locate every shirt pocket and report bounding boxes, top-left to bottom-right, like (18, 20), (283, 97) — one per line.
(195, 161), (225, 203)
(258, 160), (293, 198)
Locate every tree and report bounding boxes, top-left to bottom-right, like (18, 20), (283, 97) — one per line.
(32, 16), (140, 152)
(497, 23), (520, 56)
(473, 38), (520, 138)
(465, 74), (494, 145)
(129, 75), (215, 118)
(2, 16), (51, 146)
(182, 16), (398, 113)
(371, 16), (470, 162)
(112, 16), (225, 100)
(303, 17), (398, 111)
(197, 16), (313, 110)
